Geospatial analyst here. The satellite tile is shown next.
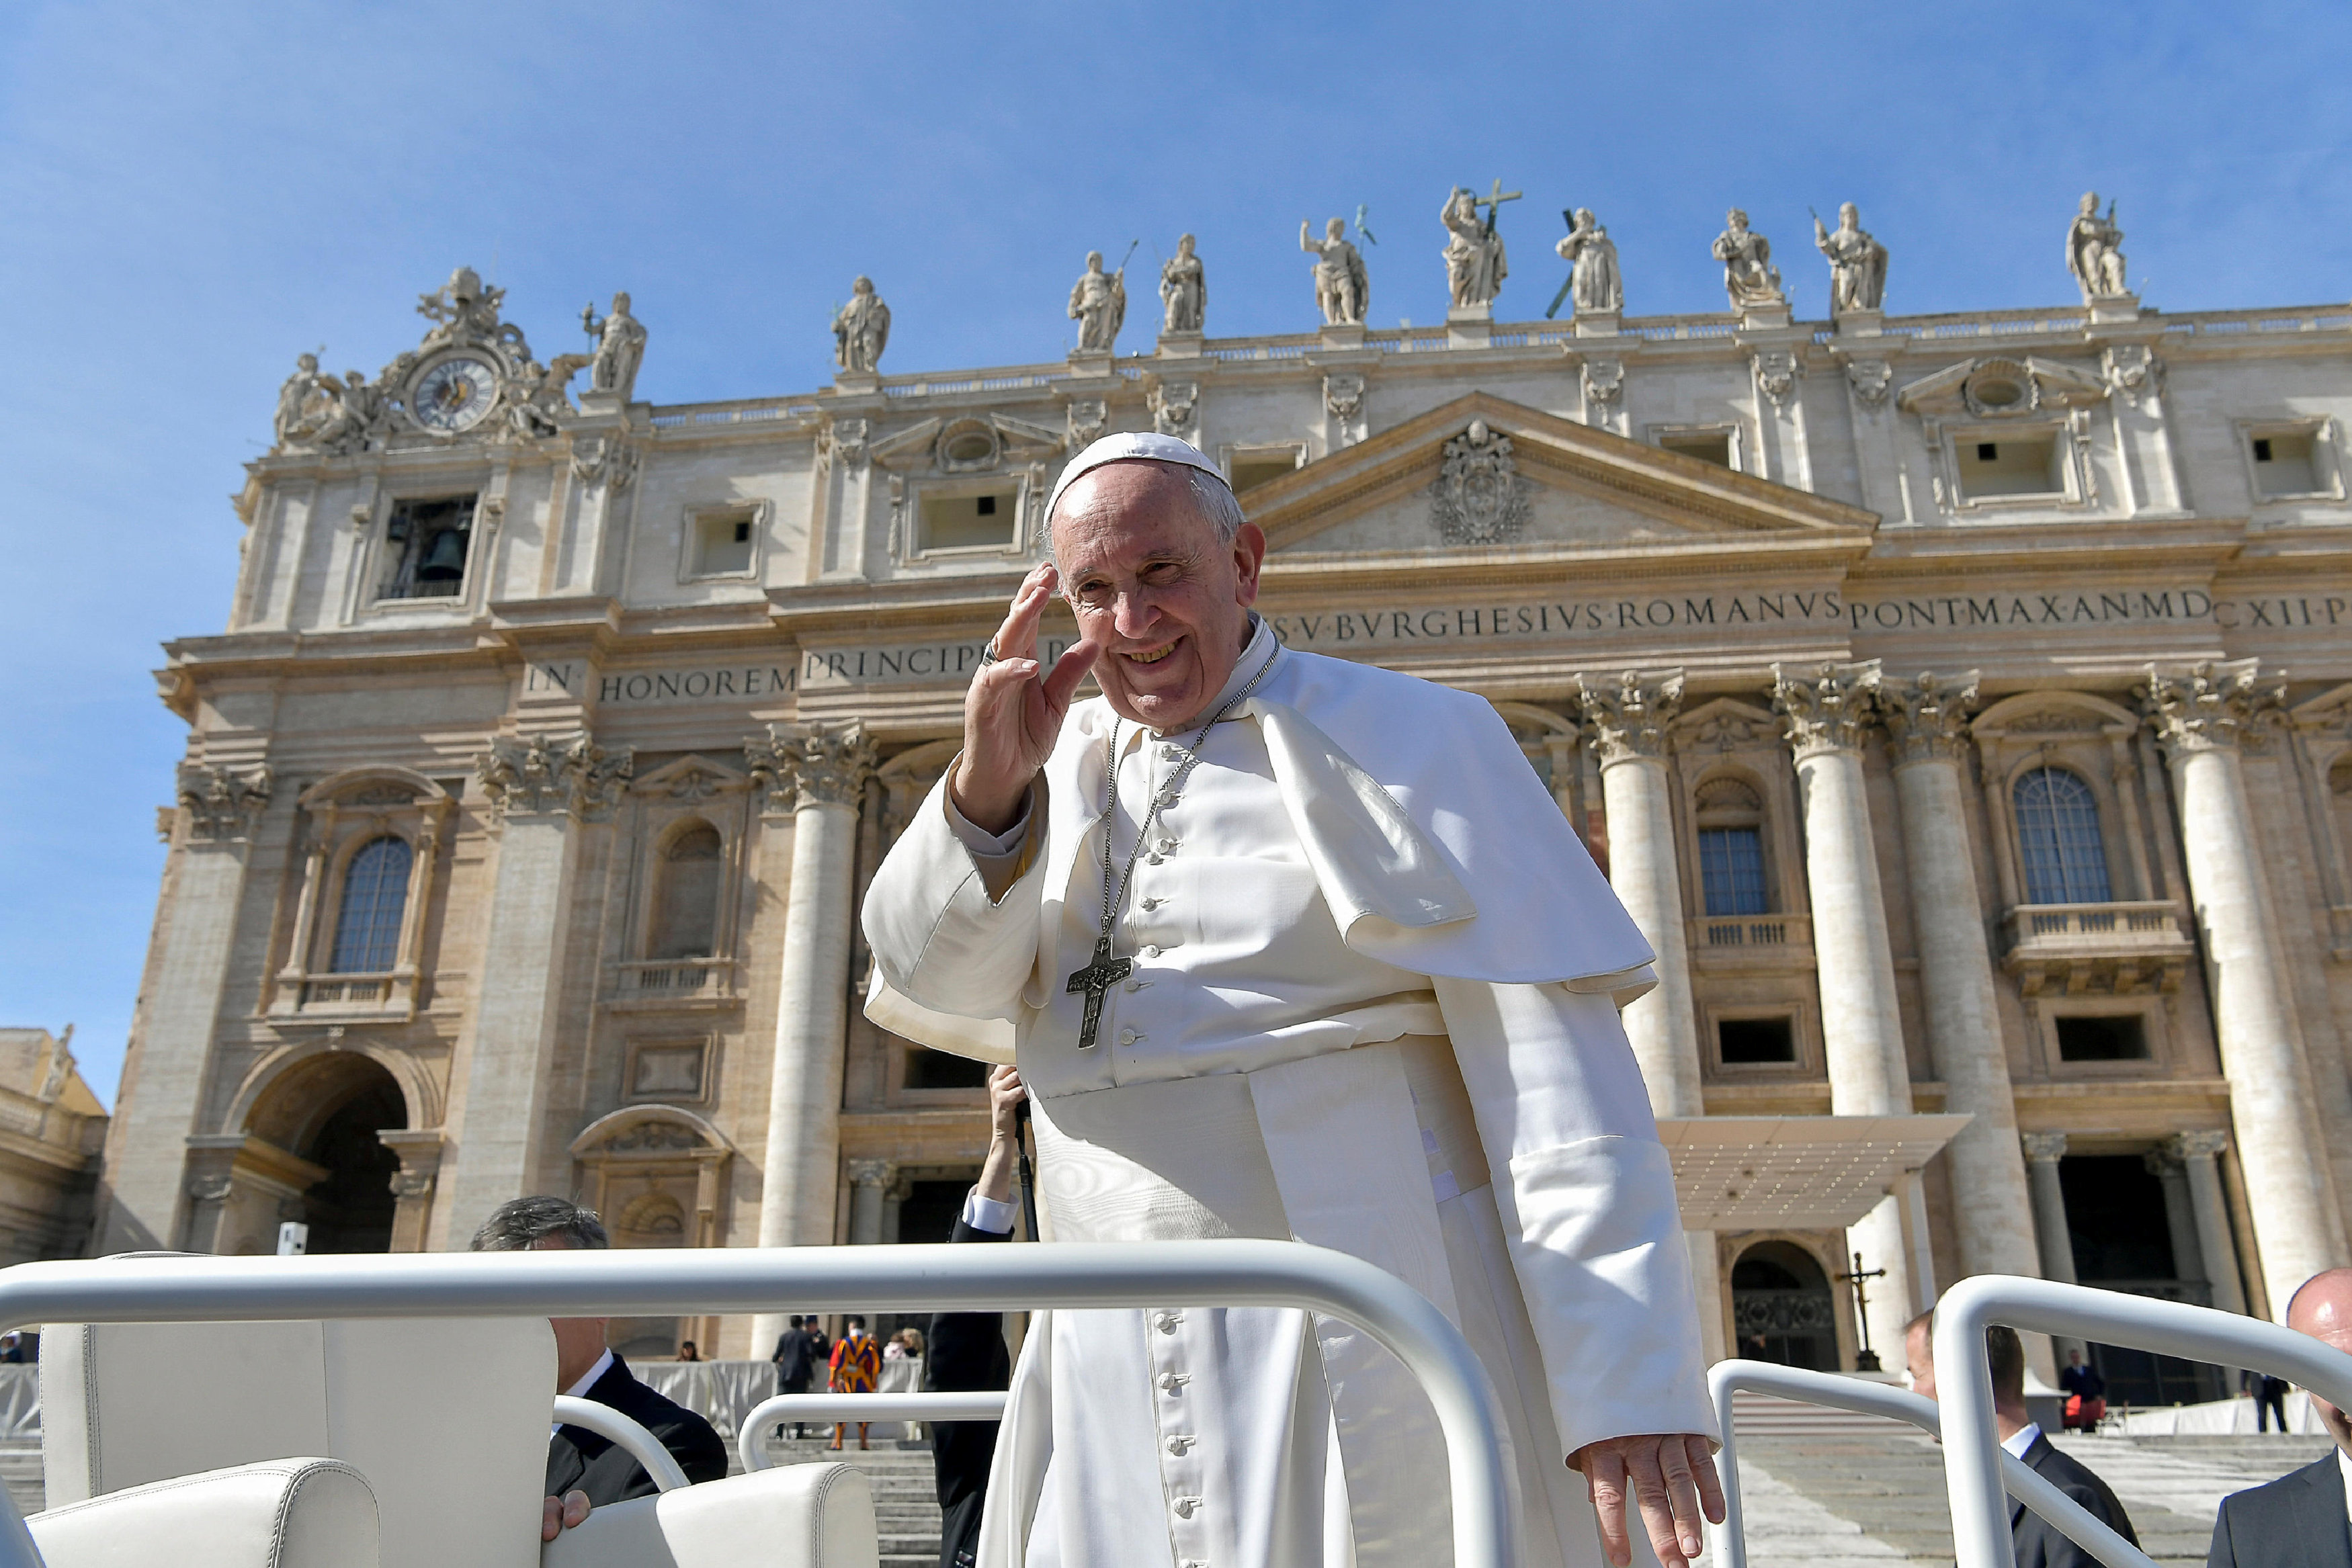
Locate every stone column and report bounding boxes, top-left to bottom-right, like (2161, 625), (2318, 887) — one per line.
(2146, 1147), (2204, 1285)
(847, 1160), (893, 1246)
(2169, 1131), (2251, 1317)
(2021, 1132), (2086, 1363)
(1577, 670), (1701, 1117)
(1881, 673), (2044, 1287)
(1774, 662), (1915, 1362)
(95, 765), (273, 1254)
(749, 722), (878, 1352)
(2144, 662), (2347, 1315)
(440, 734), (632, 1247)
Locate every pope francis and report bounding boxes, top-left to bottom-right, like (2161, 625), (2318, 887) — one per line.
(862, 433), (1724, 1568)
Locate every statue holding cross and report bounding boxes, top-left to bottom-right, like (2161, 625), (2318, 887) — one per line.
(1439, 179), (1517, 310)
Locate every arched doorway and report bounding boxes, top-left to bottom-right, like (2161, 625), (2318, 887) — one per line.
(245, 1053), (407, 1254)
(1730, 1240), (1839, 1370)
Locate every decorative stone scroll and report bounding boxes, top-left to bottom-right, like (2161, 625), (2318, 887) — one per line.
(1880, 670), (1980, 765)
(1772, 660), (1883, 758)
(177, 763), (274, 843)
(475, 733), (635, 822)
(1428, 419), (1529, 546)
(746, 720), (878, 814)
(2140, 658), (2287, 756)
(1576, 669), (1685, 765)
(1148, 380), (1198, 441)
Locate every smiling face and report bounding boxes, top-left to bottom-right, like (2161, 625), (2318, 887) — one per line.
(1053, 461), (1265, 732)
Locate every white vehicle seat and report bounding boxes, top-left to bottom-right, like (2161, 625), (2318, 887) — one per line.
(542, 1463), (878, 1568)
(29, 1457), (378, 1568)
(42, 1317), (551, 1567)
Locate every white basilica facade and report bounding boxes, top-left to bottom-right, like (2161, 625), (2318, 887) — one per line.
(98, 204), (2352, 1393)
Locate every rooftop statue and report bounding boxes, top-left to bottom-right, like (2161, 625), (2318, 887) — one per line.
(1300, 216), (1369, 326)
(1440, 184), (1509, 309)
(585, 291), (646, 401)
(834, 275), (891, 374)
(1556, 207), (1623, 314)
(1068, 249), (1128, 353)
(2066, 191), (2129, 302)
(1712, 208), (1785, 313)
(1814, 202), (1888, 315)
(1159, 233), (1204, 335)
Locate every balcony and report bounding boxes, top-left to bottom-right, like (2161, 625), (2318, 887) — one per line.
(1998, 901), (2195, 997)
(607, 957), (739, 1012)
(274, 969), (418, 1021)
(1687, 913), (1814, 971)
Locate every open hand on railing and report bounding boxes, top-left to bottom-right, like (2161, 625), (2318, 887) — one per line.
(1570, 1432), (1725, 1568)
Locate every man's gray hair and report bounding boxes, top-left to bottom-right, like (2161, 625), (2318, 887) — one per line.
(1050, 459), (1245, 564)
(471, 1194), (610, 1252)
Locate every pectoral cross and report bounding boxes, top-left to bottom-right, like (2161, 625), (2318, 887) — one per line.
(1065, 935), (1133, 1050)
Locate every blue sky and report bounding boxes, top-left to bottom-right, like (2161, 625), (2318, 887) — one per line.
(1, 2), (2346, 1106)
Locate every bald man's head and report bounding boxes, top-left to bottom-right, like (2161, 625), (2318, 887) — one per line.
(2287, 1268), (2352, 1457)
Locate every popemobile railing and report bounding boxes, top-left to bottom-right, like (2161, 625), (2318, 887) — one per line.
(1934, 1275), (2352, 1568)
(1708, 1358), (2153, 1568)
(0, 1239), (1511, 1568)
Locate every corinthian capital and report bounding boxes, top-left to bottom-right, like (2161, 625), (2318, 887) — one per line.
(474, 732), (634, 822)
(2019, 1131), (2068, 1163)
(746, 720), (878, 814)
(1881, 669), (1980, 767)
(177, 763), (274, 843)
(1575, 668), (1685, 765)
(1772, 660), (1882, 759)
(2138, 658), (2285, 757)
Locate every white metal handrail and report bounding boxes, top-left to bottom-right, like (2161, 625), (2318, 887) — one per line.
(1707, 1359), (2152, 1568)
(552, 1395), (690, 1493)
(0, 1239), (1510, 1568)
(738, 1391), (1007, 1473)
(1933, 1275), (2352, 1568)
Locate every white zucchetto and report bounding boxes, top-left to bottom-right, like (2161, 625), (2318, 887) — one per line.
(1044, 432), (1228, 525)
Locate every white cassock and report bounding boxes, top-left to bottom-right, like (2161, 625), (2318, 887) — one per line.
(863, 617), (1716, 1568)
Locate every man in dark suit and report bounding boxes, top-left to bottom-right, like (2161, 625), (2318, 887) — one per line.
(1906, 1311), (2140, 1567)
(2209, 1267), (2352, 1567)
(924, 1063), (1023, 1568)
(773, 1314), (821, 1437)
(472, 1196), (729, 1542)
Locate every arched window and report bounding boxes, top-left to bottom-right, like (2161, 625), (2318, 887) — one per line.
(649, 823), (724, 960)
(2014, 767), (2112, 904)
(1694, 777), (1771, 917)
(329, 836), (411, 973)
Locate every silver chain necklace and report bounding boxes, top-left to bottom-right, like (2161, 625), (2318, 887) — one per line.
(1062, 640), (1279, 1049)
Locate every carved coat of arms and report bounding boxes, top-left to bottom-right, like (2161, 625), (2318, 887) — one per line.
(1429, 419), (1530, 546)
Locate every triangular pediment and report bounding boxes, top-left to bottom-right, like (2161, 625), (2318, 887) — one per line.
(1248, 392), (1877, 560)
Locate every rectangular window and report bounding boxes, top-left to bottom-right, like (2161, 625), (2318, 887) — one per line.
(689, 508), (758, 577)
(1698, 827), (1769, 916)
(1229, 450), (1302, 494)
(1955, 433), (2060, 499)
(2056, 1014), (2148, 1062)
(1663, 432), (1734, 468)
(377, 495), (476, 601)
(1718, 1016), (1796, 1065)
(2249, 429), (2320, 497)
(920, 486), (1021, 552)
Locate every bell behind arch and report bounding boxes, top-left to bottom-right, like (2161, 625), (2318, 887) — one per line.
(416, 527), (469, 582)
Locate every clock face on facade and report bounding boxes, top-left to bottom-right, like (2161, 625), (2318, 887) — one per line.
(411, 355), (500, 432)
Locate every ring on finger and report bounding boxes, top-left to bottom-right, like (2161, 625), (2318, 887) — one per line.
(979, 640), (999, 666)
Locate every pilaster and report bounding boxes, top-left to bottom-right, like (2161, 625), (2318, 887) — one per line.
(439, 732), (633, 1248)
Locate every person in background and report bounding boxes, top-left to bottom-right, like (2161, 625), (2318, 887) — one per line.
(472, 1196), (728, 1542)
(2209, 1268), (2352, 1567)
(925, 1063), (1021, 1568)
(829, 1315), (880, 1451)
(2242, 1368), (2292, 1435)
(2058, 1348), (2107, 1432)
(677, 1340), (702, 1363)
(1906, 1311), (2139, 1568)
(772, 1313), (819, 1438)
